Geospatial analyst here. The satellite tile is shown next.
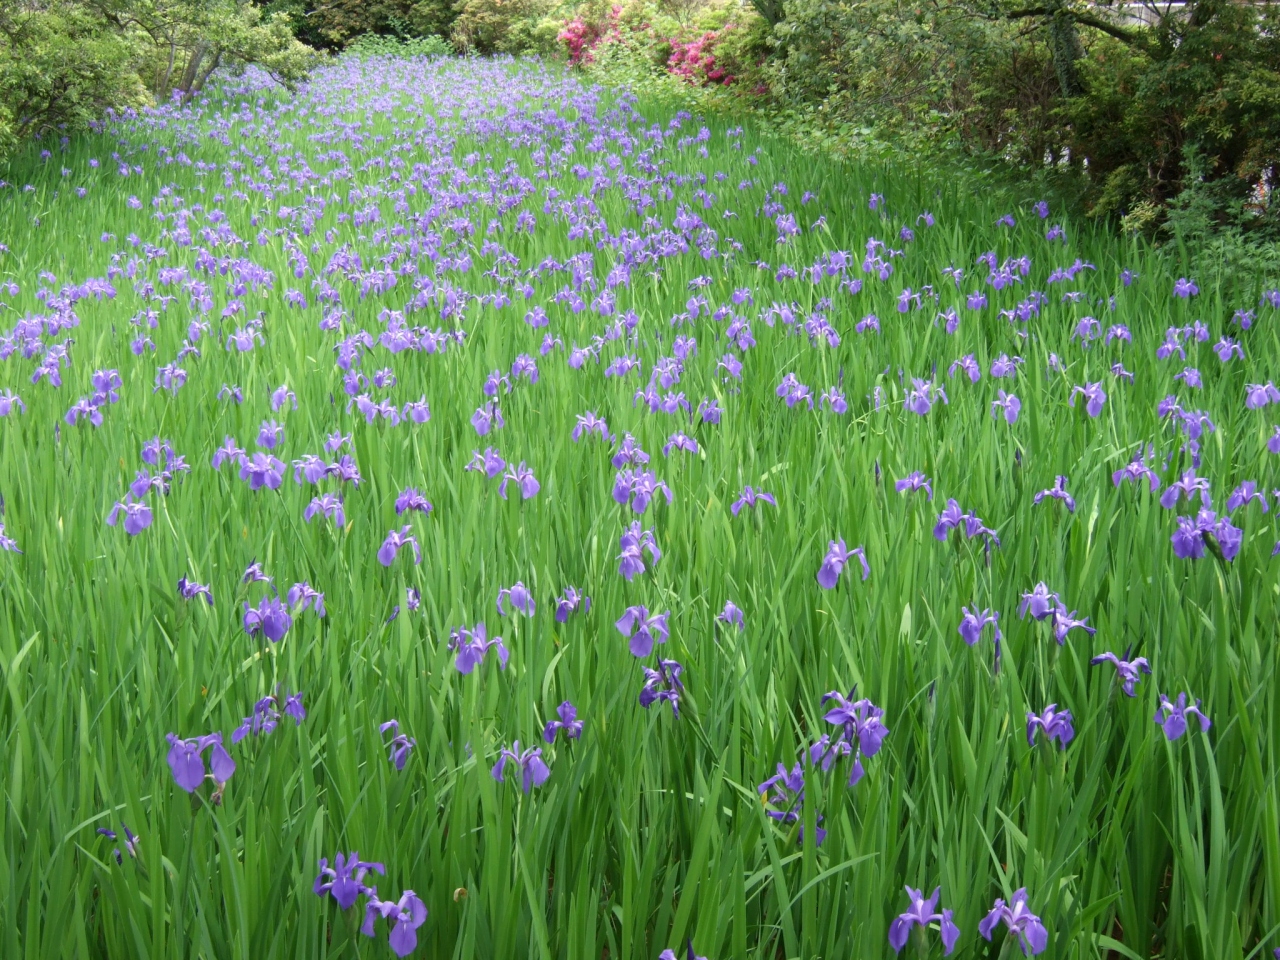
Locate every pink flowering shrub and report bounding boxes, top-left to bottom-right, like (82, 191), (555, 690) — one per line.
(558, 14), (605, 65)
(667, 27), (733, 86)
(558, 2), (749, 88)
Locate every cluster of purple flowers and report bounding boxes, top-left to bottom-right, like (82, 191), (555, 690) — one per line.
(315, 853), (427, 957)
(8, 53), (1279, 960)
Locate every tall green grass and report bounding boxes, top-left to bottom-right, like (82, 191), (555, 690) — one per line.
(0, 54), (1278, 960)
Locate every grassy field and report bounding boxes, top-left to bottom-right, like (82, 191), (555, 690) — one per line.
(1, 53), (1279, 960)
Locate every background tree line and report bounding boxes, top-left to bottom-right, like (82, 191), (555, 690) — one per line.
(2, 0), (1278, 251)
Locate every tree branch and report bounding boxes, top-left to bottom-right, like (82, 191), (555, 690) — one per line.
(999, 5), (1145, 46)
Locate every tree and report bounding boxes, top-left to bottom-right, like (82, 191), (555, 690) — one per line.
(0, 0), (144, 152)
(91, 0), (319, 104)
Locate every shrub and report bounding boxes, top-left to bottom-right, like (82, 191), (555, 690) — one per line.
(452, 0), (562, 54)
(345, 32), (453, 57)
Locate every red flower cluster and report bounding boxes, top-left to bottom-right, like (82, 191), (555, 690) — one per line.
(558, 16), (605, 66)
(666, 28), (734, 86)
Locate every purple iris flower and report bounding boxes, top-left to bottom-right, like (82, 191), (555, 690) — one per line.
(466, 447), (506, 478)
(816, 538), (870, 588)
(819, 388), (848, 413)
(821, 689), (889, 775)
(471, 401), (505, 435)
(663, 432), (699, 456)
(618, 521), (661, 580)
(731, 485), (776, 515)
(64, 398), (98, 428)
(554, 586), (590, 622)
(0, 390), (25, 416)
(294, 455), (329, 485)
(1226, 481), (1267, 513)
(106, 499), (152, 536)
(888, 886), (960, 955)
(948, 354), (981, 383)
(217, 384), (244, 404)
(165, 732), (235, 794)
(256, 420), (284, 449)
(544, 701), (584, 743)
(327, 455), (363, 488)
(1018, 582), (1059, 620)
(758, 762), (826, 844)
(305, 494), (345, 526)
(511, 354), (539, 384)
(1245, 382), (1280, 409)
(639, 659), (683, 715)
(497, 582), (536, 616)
(243, 562), (270, 584)
(451, 623), (508, 673)
(499, 462), (540, 500)
(611, 434), (650, 468)
(243, 596), (292, 642)
(129, 469), (166, 498)
(1173, 277), (1199, 298)
(239, 453), (285, 491)
(895, 471), (933, 499)
(212, 437), (246, 470)
(402, 398), (431, 424)
(572, 411), (610, 442)
(395, 488), (433, 515)
(284, 692), (307, 725)
(177, 576), (213, 605)
(361, 889), (428, 958)
(1069, 382), (1106, 417)
(979, 889), (1049, 955)
(270, 384), (297, 412)
(314, 853), (385, 910)
(484, 369), (511, 396)
(776, 372), (814, 409)
(958, 607), (1001, 646)
(287, 582), (326, 617)
(991, 354), (1021, 378)
(1159, 470), (1211, 509)
(616, 605), (671, 658)
(1172, 509), (1242, 560)
(1033, 475), (1075, 512)
(717, 601), (745, 630)
(93, 370), (123, 405)
(1113, 453), (1160, 492)
(96, 823), (140, 864)
(658, 943), (706, 960)
(1174, 367), (1202, 389)
(934, 500), (1001, 545)
(1214, 337), (1244, 362)
(379, 720), (415, 770)
(141, 437), (173, 466)
(492, 741), (551, 792)
(613, 470), (672, 513)
(905, 378), (947, 415)
(378, 526), (421, 567)
(1089, 651), (1151, 696)
(1051, 609), (1095, 644)
(324, 431), (351, 454)
(232, 694), (293, 742)
(1155, 692), (1211, 740)
(934, 499), (966, 539)
(1027, 704), (1074, 747)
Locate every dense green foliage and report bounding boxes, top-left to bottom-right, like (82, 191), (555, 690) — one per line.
(2, 52), (1280, 960)
(553, 0), (1280, 244)
(0, 0), (316, 154)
